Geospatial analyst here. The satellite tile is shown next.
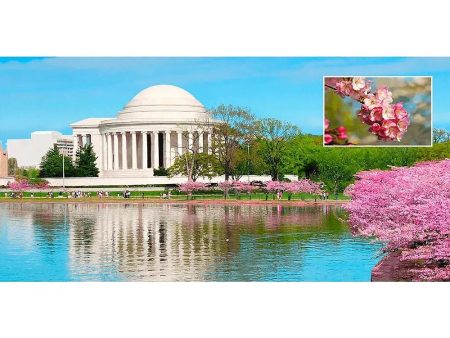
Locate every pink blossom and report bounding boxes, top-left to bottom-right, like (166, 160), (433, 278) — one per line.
(397, 118), (409, 132)
(336, 126), (348, 140)
(376, 86), (393, 104)
(325, 77), (341, 88)
(345, 160), (450, 281)
(178, 181), (208, 193)
(393, 102), (408, 119)
(217, 181), (258, 194)
(369, 107), (383, 122)
(381, 104), (395, 120)
(284, 180), (322, 194)
(381, 120), (400, 140)
(218, 181), (233, 190)
(369, 123), (381, 133)
(265, 180), (287, 193)
(7, 178), (49, 192)
(352, 77), (366, 91)
(7, 180), (31, 192)
(357, 107), (371, 123)
(363, 93), (380, 110)
(335, 80), (353, 97)
(324, 120), (348, 145)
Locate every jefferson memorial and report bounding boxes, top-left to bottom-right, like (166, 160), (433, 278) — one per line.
(71, 85), (216, 177)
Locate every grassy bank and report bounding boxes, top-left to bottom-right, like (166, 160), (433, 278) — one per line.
(0, 190), (350, 201)
(0, 198), (349, 206)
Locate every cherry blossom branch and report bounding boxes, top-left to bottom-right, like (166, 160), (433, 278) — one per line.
(324, 77), (410, 143)
(325, 83), (364, 104)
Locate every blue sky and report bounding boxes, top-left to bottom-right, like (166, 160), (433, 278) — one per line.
(1, 57), (449, 147)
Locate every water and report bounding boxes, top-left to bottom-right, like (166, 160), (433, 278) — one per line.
(0, 202), (382, 282)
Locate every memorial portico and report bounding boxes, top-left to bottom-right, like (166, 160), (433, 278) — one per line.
(71, 85), (216, 177)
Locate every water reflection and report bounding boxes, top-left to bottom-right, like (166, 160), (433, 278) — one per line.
(0, 203), (381, 281)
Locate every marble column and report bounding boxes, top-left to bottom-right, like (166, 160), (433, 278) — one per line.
(153, 132), (159, 169)
(73, 135), (79, 161)
(188, 132), (193, 152)
(165, 131), (171, 168)
(82, 134), (87, 147)
(101, 133), (107, 170)
(107, 133), (113, 170)
(121, 132), (127, 170)
(177, 131), (183, 156)
(131, 131), (137, 170)
(113, 133), (119, 170)
(142, 131), (148, 169)
(198, 131), (204, 153)
(207, 133), (212, 155)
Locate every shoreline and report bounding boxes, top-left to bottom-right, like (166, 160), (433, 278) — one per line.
(371, 252), (417, 282)
(0, 198), (349, 206)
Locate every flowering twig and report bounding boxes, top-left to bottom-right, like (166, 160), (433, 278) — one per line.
(325, 77), (410, 142)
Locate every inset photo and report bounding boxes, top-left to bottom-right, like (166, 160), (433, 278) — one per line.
(324, 76), (432, 146)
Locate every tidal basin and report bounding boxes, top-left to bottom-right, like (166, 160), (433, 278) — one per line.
(0, 203), (381, 282)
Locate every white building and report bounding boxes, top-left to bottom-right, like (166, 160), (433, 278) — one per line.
(71, 84), (216, 178)
(7, 131), (74, 168)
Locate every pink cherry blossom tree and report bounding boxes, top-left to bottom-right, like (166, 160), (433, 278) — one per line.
(218, 181), (234, 199)
(325, 77), (410, 144)
(284, 180), (322, 200)
(231, 181), (258, 199)
(7, 179), (31, 194)
(7, 177), (49, 198)
(217, 181), (259, 199)
(344, 160), (450, 281)
(178, 181), (208, 200)
(264, 180), (286, 200)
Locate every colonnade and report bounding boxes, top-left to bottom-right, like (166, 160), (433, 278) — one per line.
(100, 130), (212, 171)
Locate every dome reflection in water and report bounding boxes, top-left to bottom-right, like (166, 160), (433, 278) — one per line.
(0, 203), (381, 281)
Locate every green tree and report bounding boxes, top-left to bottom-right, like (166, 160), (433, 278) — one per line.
(257, 118), (301, 181)
(168, 153), (222, 181)
(315, 150), (356, 197)
(417, 141), (450, 161)
(8, 158), (18, 176)
(211, 104), (256, 181)
(39, 147), (76, 178)
(74, 144), (99, 177)
(433, 128), (450, 144)
(283, 134), (324, 178)
(15, 167), (48, 186)
(233, 141), (266, 179)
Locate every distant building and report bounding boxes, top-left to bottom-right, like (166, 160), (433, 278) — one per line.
(7, 131), (74, 168)
(0, 143), (7, 177)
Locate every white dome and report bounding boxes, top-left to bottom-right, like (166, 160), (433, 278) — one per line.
(118, 84), (207, 120)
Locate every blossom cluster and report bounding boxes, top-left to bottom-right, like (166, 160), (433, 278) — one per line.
(178, 181), (208, 193)
(179, 179), (321, 196)
(324, 118), (348, 145)
(326, 77), (371, 102)
(230, 181), (258, 193)
(344, 160), (450, 281)
(265, 180), (322, 195)
(218, 181), (258, 194)
(325, 77), (410, 142)
(7, 178), (49, 191)
(7, 179), (31, 191)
